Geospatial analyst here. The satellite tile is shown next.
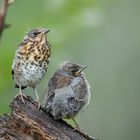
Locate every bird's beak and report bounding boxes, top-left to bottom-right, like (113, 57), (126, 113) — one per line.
(41, 29), (51, 34)
(39, 29), (50, 39)
(76, 65), (87, 76)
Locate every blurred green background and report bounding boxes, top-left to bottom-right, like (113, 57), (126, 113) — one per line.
(0, 0), (140, 140)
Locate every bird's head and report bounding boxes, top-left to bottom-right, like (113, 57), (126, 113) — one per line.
(24, 28), (50, 42)
(62, 62), (87, 77)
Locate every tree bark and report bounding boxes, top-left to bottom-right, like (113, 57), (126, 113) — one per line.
(0, 96), (97, 140)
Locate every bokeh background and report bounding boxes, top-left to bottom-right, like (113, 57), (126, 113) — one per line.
(0, 0), (140, 140)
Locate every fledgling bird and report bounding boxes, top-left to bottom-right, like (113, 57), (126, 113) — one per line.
(45, 62), (91, 129)
(12, 28), (51, 108)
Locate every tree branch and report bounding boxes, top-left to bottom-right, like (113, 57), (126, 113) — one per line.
(0, 0), (14, 40)
(0, 96), (97, 140)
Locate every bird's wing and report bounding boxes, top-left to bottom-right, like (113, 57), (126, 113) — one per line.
(45, 77), (56, 107)
(11, 41), (28, 89)
(11, 69), (27, 89)
(45, 69), (72, 108)
(67, 76), (89, 112)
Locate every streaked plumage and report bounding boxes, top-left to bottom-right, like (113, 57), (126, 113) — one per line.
(12, 28), (51, 108)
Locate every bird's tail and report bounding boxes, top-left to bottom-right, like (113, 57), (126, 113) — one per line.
(15, 84), (27, 90)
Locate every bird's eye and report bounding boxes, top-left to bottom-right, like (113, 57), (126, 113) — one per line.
(33, 32), (39, 36)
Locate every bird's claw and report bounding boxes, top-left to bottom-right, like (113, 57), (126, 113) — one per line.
(14, 93), (27, 103)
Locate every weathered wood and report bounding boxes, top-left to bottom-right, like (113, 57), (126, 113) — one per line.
(0, 96), (97, 140)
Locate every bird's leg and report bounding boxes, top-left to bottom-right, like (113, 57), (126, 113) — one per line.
(14, 85), (27, 103)
(71, 117), (83, 131)
(33, 87), (40, 109)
